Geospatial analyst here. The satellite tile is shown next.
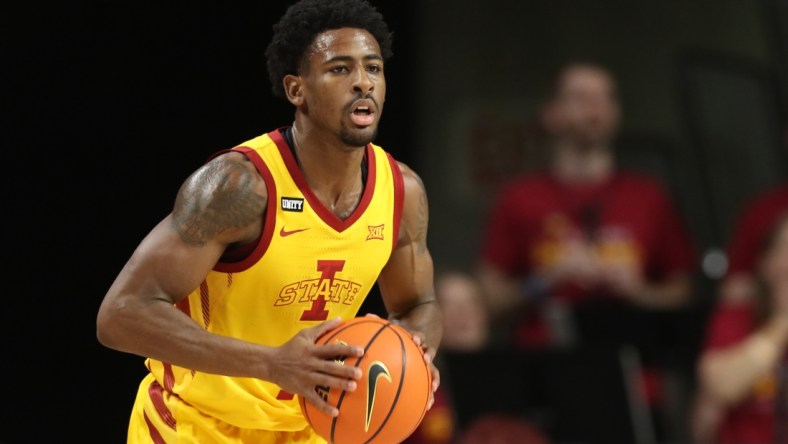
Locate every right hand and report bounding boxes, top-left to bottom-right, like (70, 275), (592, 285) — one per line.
(269, 317), (364, 417)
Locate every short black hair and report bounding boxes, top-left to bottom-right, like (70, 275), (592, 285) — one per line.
(265, 0), (394, 98)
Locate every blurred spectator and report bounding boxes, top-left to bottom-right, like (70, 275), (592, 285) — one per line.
(405, 270), (491, 444)
(719, 181), (788, 304)
(475, 60), (697, 439)
(691, 212), (788, 444)
(436, 270), (490, 351)
(476, 60), (696, 347)
(456, 413), (551, 444)
(717, 120), (788, 304)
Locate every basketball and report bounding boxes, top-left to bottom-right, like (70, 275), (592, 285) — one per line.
(299, 316), (433, 444)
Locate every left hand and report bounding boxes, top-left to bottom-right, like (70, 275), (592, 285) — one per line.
(365, 313), (440, 409)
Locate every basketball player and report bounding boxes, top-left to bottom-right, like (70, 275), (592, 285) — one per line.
(96, 0), (442, 442)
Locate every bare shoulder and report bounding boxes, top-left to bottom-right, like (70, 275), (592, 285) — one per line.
(172, 151), (267, 247)
(395, 161), (429, 249)
(396, 161), (428, 200)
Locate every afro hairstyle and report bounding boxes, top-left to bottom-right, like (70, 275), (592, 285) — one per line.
(265, 0), (394, 98)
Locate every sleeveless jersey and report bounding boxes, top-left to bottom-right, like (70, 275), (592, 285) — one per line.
(143, 128), (405, 431)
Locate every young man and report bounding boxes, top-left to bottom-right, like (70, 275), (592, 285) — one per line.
(476, 61), (696, 440)
(477, 61), (696, 347)
(96, 0), (441, 442)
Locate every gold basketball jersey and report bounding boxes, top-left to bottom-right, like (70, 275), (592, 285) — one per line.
(143, 128), (404, 431)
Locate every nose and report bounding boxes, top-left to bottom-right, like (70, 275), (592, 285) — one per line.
(353, 68), (374, 95)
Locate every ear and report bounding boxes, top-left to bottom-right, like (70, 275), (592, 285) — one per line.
(284, 74), (304, 107)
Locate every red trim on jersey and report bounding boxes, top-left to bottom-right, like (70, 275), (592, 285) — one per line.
(270, 129), (377, 233)
(163, 363), (175, 392)
(387, 153), (405, 253)
(175, 298), (190, 317)
(213, 146), (278, 273)
(148, 380), (177, 430)
(276, 390), (295, 400)
(199, 280), (211, 328)
(143, 411), (167, 444)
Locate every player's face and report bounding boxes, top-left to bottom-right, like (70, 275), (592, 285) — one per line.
(300, 28), (386, 148)
(550, 66), (621, 148)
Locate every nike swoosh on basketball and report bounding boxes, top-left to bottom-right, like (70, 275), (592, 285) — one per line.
(366, 361), (392, 431)
(279, 227), (310, 237)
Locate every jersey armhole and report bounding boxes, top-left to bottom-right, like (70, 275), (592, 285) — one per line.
(213, 146), (278, 273)
(386, 153), (405, 253)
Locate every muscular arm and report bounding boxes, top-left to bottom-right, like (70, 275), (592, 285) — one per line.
(97, 152), (269, 375)
(96, 152), (360, 415)
(376, 163), (442, 360)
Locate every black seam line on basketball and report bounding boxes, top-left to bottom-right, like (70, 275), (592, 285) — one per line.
(314, 325), (361, 443)
(301, 396), (313, 437)
(305, 318), (383, 442)
(401, 329), (432, 441)
(320, 318), (387, 344)
(364, 324), (407, 444)
(414, 352), (432, 435)
(330, 320), (391, 444)
(405, 347), (432, 440)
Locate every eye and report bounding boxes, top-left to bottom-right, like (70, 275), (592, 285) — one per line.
(330, 65), (349, 74)
(366, 64), (382, 74)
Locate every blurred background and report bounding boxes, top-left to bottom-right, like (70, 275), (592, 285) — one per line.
(4, 0), (788, 443)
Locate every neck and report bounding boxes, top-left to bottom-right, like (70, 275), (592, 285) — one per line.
(290, 120), (366, 209)
(551, 140), (614, 184)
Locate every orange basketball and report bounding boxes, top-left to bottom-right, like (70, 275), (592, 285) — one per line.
(299, 316), (432, 444)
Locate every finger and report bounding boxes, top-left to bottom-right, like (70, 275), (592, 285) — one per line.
(315, 342), (365, 359)
(432, 366), (441, 392)
(364, 313), (381, 318)
(314, 359), (363, 380)
(312, 372), (359, 393)
(305, 391), (340, 417)
(411, 332), (427, 350)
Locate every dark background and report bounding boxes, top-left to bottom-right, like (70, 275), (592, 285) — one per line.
(4, 1), (788, 443)
(4, 2), (412, 442)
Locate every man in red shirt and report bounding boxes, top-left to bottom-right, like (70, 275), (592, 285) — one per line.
(477, 61), (696, 348)
(476, 61), (697, 439)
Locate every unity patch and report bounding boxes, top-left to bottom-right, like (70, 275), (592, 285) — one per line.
(281, 197), (304, 212)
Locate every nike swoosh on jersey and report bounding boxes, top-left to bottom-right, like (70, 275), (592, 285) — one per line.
(279, 227), (310, 237)
(366, 361), (392, 431)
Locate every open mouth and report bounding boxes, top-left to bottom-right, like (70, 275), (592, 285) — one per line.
(350, 101), (375, 127)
